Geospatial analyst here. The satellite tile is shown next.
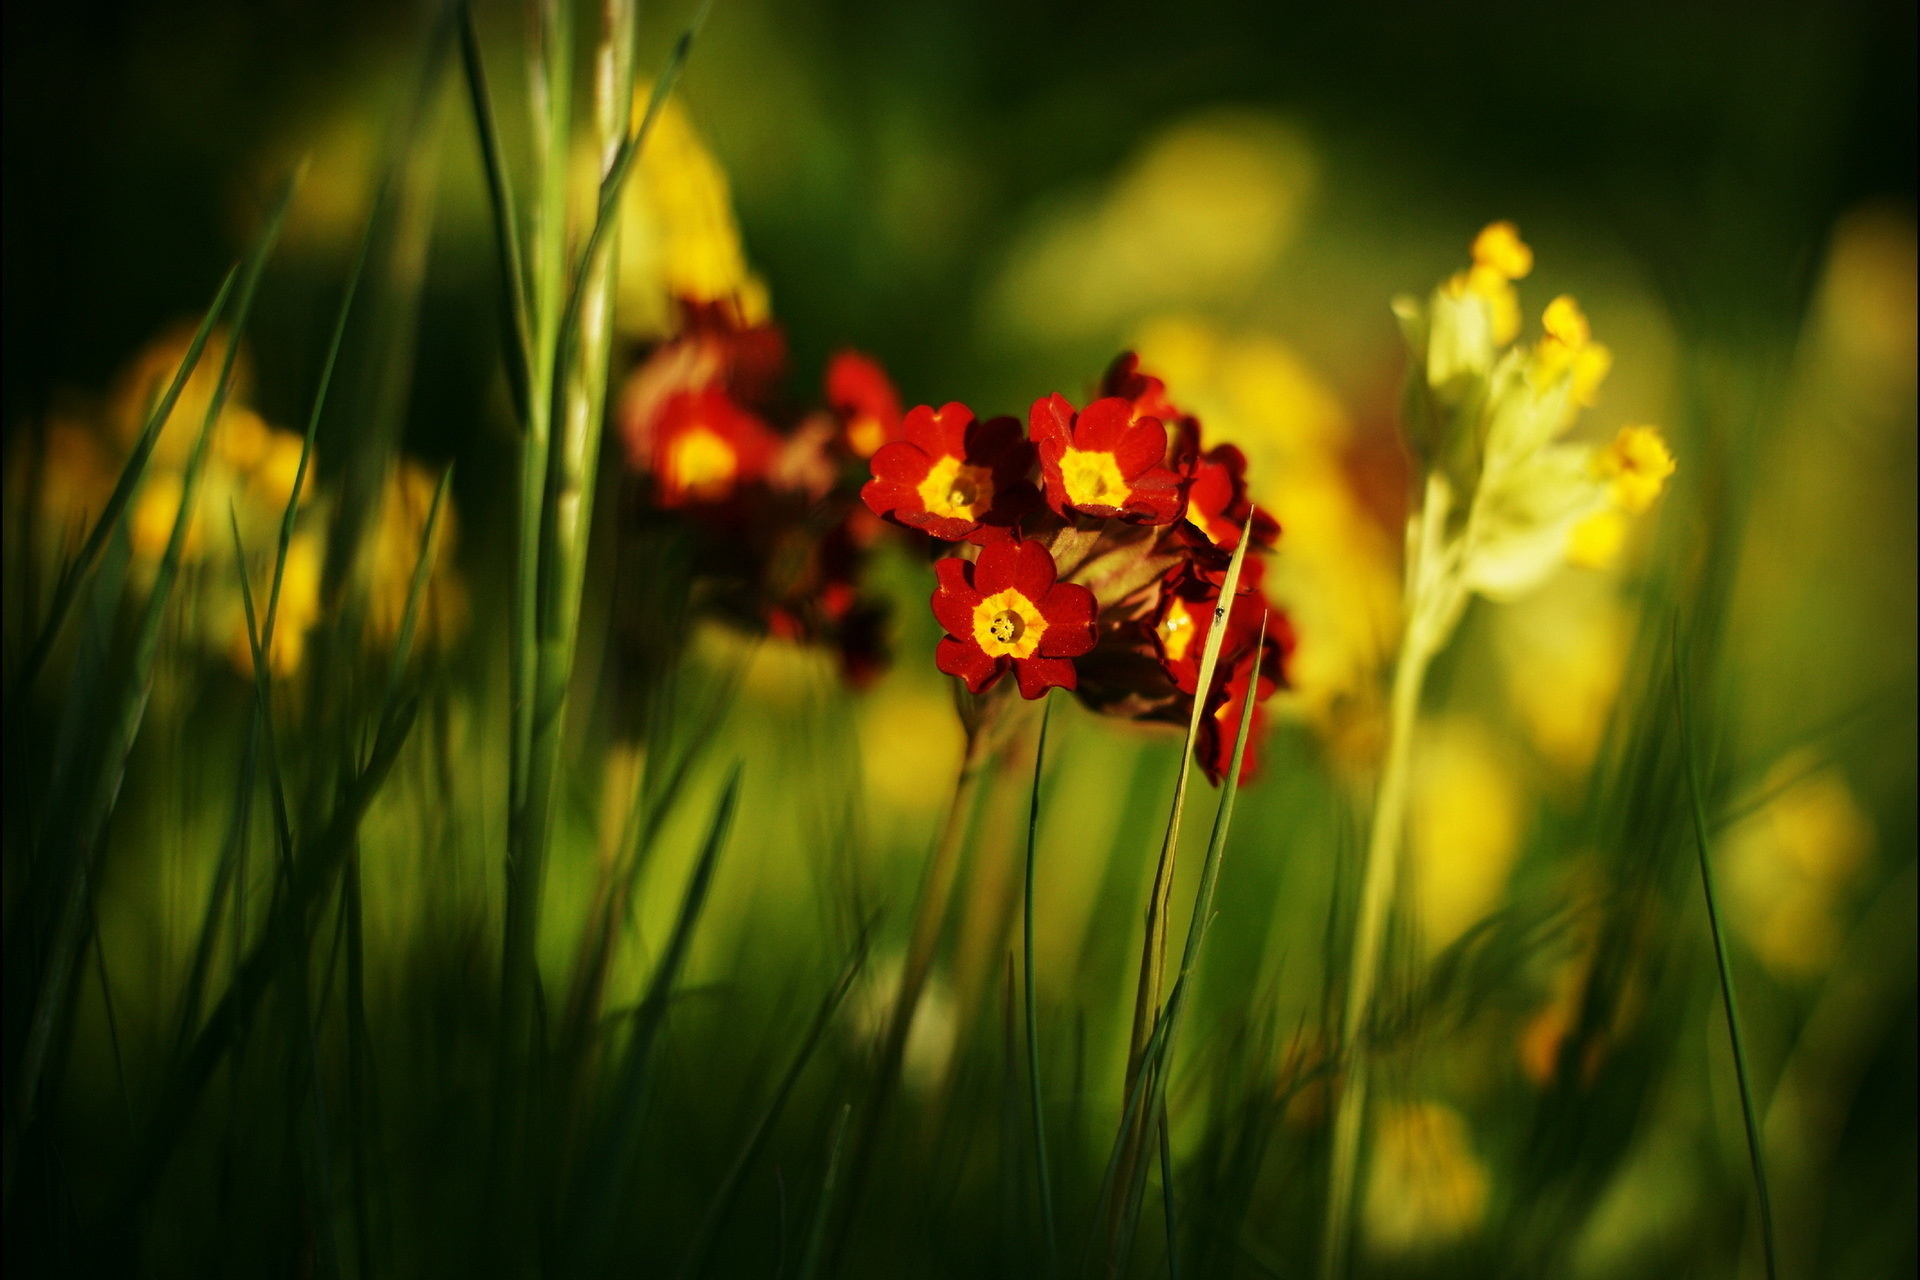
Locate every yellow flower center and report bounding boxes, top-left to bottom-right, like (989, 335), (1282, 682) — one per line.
(847, 414), (888, 458)
(972, 588), (1047, 659)
(1471, 221), (1533, 280)
(1157, 596), (1203, 664)
(665, 425), (738, 500)
(1059, 448), (1129, 509)
(917, 454), (996, 521)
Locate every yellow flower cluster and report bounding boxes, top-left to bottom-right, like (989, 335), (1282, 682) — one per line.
(1397, 224), (1677, 604)
(11, 325), (469, 681)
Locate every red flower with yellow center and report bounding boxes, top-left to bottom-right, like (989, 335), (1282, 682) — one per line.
(826, 350), (903, 458)
(1196, 622), (1292, 785)
(1183, 444), (1280, 557)
(1150, 560), (1272, 695)
(930, 538), (1095, 698)
(1030, 393), (1186, 525)
(1100, 351), (1201, 465)
(647, 388), (779, 507)
(861, 402), (1040, 543)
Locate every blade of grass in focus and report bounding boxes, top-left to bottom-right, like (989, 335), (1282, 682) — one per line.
(1675, 621), (1778, 1280)
(1024, 696), (1058, 1271)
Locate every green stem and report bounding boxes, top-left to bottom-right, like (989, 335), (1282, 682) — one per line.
(1023, 697), (1058, 1272)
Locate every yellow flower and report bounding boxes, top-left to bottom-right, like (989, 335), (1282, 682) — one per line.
(1409, 717), (1525, 951)
(1720, 757), (1873, 978)
(1472, 220), (1534, 280)
(108, 324), (251, 470)
(1363, 1101), (1491, 1253)
(1593, 425), (1674, 513)
(363, 460), (467, 652)
(247, 430), (314, 514)
(1495, 574), (1632, 773)
(130, 471), (203, 563)
(613, 88), (768, 339)
(1566, 509), (1628, 569)
(228, 532), (325, 678)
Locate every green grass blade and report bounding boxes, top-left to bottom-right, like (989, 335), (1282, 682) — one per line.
(673, 935), (872, 1280)
(381, 464), (452, 708)
(1674, 622), (1777, 1280)
(1023, 696), (1058, 1272)
(795, 1103), (853, 1280)
(10, 176), (294, 1143)
(455, 0), (532, 419)
(567, 764), (743, 1277)
(9, 264), (238, 697)
(1159, 1109), (1179, 1280)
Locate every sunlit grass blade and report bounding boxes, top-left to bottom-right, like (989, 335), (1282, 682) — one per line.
(674, 933), (872, 1280)
(566, 764), (743, 1277)
(795, 1102), (853, 1280)
(8, 264), (237, 698)
(1023, 695), (1058, 1272)
(1158, 1109), (1179, 1280)
(1674, 622), (1778, 1280)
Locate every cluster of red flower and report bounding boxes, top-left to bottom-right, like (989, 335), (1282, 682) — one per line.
(615, 300), (900, 688)
(862, 354), (1293, 784)
(617, 302), (1291, 783)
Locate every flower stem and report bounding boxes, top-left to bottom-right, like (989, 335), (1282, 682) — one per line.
(1320, 477), (1452, 1280)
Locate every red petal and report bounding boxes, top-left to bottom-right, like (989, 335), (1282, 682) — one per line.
(937, 636), (1004, 693)
(927, 402), (976, 458)
(933, 553), (979, 601)
(1014, 655), (1077, 699)
(1028, 394), (1076, 450)
(1071, 397), (1132, 451)
(1036, 582), (1096, 657)
(871, 440), (934, 484)
(976, 537), (1055, 600)
(1111, 417), (1169, 477)
(861, 477), (919, 520)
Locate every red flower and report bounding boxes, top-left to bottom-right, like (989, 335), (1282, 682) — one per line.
(1196, 620), (1291, 785)
(930, 538), (1096, 699)
(1149, 561), (1272, 695)
(827, 350), (903, 458)
(1030, 394), (1187, 525)
(1101, 351), (1200, 465)
(1182, 444), (1280, 557)
(644, 389), (780, 507)
(862, 402), (1040, 543)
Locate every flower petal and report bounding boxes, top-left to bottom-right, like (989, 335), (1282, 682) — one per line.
(1014, 655), (1077, 699)
(1036, 582), (1096, 657)
(1028, 394), (1076, 451)
(871, 440), (934, 485)
(926, 402), (976, 458)
(937, 636), (1004, 693)
(976, 536), (1055, 600)
(1073, 397), (1133, 451)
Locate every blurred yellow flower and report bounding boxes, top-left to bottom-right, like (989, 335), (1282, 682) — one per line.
(1494, 573), (1632, 774)
(990, 112), (1317, 341)
(1132, 316), (1400, 745)
(1594, 425), (1675, 514)
(363, 460), (467, 652)
(612, 87), (768, 339)
(227, 532), (326, 679)
(859, 684), (967, 815)
(1363, 1100), (1490, 1253)
(130, 471), (203, 563)
(8, 418), (114, 559)
(1472, 220), (1534, 281)
(1409, 716), (1525, 951)
(1720, 756), (1874, 979)
(108, 323), (251, 471)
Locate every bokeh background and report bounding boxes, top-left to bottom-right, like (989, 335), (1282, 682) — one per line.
(4, 1), (1914, 1277)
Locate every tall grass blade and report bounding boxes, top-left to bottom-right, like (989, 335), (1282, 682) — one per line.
(1674, 623), (1778, 1280)
(455, 0), (532, 417)
(9, 176), (293, 1150)
(1024, 696), (1059, 1272)
(381, 465), (451, 708)
(566, 764), (743, 1277)
(674, 934), (871, 1280)
(795, 1103), (853, 1280)
(9, 265), (237, 697)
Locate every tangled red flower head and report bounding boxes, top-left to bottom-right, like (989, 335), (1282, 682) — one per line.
(1183, 444), (1280, 558)
(1197, 613), (1294, 785)
(930, 538), (1096, 699)
(826, 351), (904, 458)
(1030, 394), (1187, 525)
(645, 388), (780, 507)
(1150, 560), (1272, 696)
(861, 402), (1041, 543)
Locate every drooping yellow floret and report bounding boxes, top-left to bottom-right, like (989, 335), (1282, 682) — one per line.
(1472, 221), (1534, 280)
(1595, 425), (1675, 513)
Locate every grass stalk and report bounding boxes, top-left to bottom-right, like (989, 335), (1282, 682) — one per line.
(1024, 696), (1059, 1272)
(1675, 626), (1778, 1280)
